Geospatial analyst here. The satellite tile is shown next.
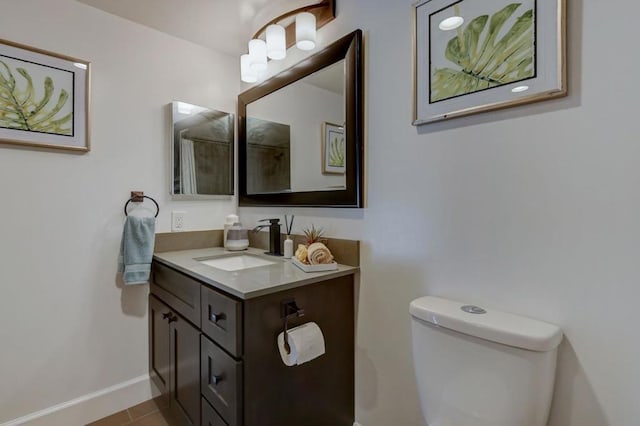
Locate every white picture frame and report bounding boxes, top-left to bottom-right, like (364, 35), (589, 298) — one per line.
(322, 122), (345, 175)
(413, 0), (566, 125)
(0, 38), (90, 152)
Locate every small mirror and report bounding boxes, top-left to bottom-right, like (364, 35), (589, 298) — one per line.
(238, 30), (363, 207)
(170, 101), (234, 198)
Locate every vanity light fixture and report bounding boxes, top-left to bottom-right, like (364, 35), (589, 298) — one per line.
(241, 54), (258, 83)
(248, 38), (268, 72)
(266, 24), (287, 60)
(240, 0), (336, 83)
(296, 12), (317, 50)
(439, 16), (464, 31)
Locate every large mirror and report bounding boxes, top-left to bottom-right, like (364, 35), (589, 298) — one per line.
(170, 101), (234, 198)
(238, 29), (363, 207)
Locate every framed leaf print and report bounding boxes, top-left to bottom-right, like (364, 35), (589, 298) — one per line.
(322, 122), (345, 175)
(412, 0), (566, 125)
(0, 38), (90, 152)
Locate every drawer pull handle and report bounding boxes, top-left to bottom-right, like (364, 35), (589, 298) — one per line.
(211, 374), (224, 385)
(210, 311), (226, 323)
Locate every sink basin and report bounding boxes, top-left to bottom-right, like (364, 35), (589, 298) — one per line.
(197, 254), (276, 272)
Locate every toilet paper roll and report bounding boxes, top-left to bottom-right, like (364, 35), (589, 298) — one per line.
(277, 322), (325, 367)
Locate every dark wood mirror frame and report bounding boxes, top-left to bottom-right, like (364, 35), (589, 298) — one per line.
(238, 29), (364, 208)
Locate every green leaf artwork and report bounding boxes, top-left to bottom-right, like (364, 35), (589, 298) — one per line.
(328, 135), (345, 167)
(431, 2), (534, 102)
(0, 59), (72, 135)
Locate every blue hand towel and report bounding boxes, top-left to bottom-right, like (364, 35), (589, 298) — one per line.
(118, 216), (156, 285)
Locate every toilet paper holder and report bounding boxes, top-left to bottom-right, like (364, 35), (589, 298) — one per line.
(281, 299), (305, 354)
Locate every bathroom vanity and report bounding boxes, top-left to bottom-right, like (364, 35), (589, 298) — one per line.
(149, 246), (357, 426)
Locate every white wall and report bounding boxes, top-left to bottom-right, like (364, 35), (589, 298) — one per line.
(241, 0), (639, 425)
(3, 0), (639, 425)
(0, 0), (238, 423)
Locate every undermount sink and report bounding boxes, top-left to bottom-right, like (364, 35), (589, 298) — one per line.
(197, 254), (276, 272)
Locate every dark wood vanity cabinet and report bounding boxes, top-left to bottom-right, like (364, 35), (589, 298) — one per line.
(149, 294), (201, 426)
(149, 260), (355, 426)
(200, 334), (243, 424)
(201, 397), (226, 426)
(149, 296), (171, 396)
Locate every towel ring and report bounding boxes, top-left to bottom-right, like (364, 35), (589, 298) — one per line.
(124, 195), (159, 218)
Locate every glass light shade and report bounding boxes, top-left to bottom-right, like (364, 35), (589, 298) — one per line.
(266, 24), (286, 60)
(240, 54), (258, 83)
(248, 39), (267, 72)
(296, 12), (316, 51)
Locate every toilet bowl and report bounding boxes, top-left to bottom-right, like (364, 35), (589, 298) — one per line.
(410, 296), (563, 426)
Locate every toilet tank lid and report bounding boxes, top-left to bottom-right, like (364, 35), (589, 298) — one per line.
(410, 296), (563, 352)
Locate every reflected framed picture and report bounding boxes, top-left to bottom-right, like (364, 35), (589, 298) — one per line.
(322, 122), (345, 175)
(0, 38), (90, 151)
(412, 0), (566, 125)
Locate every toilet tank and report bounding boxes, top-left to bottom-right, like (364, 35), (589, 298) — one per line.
(410, 296), (563, 426)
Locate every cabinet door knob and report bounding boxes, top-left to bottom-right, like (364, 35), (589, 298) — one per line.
(168, 313), (178, 323)
(211, 374), (224, 385)
(162, 312), (171, 320)
(210, 311), (226, 323)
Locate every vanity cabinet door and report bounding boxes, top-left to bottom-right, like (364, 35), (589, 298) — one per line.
(170, 313), (201, 426)
(149, 295), (171, 399)
(201, 335), (243, 426)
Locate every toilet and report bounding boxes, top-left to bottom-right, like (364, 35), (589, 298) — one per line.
(410, 296), (563, 426)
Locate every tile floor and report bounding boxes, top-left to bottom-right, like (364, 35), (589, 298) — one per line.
(86, 397), (175, 426)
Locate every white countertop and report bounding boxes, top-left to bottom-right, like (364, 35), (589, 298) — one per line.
(153, 247), (358, 299)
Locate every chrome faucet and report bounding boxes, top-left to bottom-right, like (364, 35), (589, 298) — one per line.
(252, 218), (282, 256)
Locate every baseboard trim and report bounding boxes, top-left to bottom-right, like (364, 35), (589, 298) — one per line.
(1, 374), (158, 426)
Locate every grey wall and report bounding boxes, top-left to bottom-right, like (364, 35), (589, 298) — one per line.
(241, 1), (637, 425)
(0, 0), (238, 422)
(2, 0), (637, 424)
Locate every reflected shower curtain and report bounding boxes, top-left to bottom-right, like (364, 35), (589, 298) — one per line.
(180, 137), (197, 194)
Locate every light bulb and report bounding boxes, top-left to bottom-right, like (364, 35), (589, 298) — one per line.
(248, 39), (267, 72)
(266, 24), (286, 60)
(241, 54), (258, 83)
(296, 12), (316, 51)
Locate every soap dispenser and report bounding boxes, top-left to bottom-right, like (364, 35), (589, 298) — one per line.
(226, 222), (249, 251)
(224, 214), (239, 249)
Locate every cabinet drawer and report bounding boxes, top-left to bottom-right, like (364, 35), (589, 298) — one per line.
(202, 397), (226, 426)
(201, 335), (242, 426)
(151, 261), (201, 326)
(201, 285), (243, 357)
